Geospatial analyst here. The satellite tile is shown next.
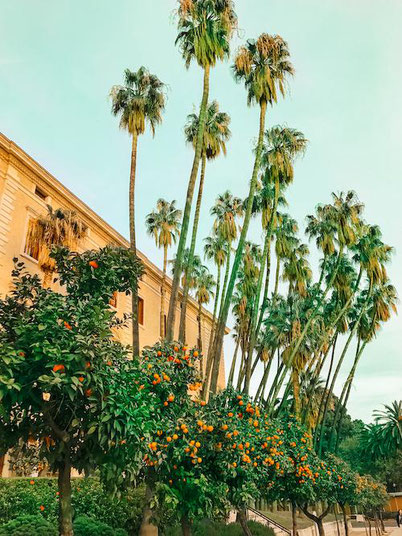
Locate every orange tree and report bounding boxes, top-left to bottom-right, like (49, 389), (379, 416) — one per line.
(325, 454), (359, 536)
(0, 246), (150, 536)
(356, 474), (388, 532)
(104, 342), (228, 536)
(273, 416), (339, 536)
(202, 389), (289, 536)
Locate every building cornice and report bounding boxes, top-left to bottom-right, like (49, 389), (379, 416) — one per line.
(0, 132), (229, 332)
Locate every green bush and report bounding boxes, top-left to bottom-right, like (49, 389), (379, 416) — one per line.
(0, 514), (57, 536)
(0, 478), (145, 534)
(164, 519), (275, 536)
(73, 516), (128, 536)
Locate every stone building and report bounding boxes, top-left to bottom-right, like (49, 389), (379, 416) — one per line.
(0, 132), (226, 476)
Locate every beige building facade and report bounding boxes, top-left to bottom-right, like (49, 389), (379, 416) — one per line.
(0, 133), (226, 476)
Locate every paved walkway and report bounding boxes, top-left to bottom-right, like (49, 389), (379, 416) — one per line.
(388, 529), (402, 536)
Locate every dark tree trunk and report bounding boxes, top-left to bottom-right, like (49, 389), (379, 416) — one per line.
(340, 503), (349, 536)
(139, 481), (158, 536)
(181, 517), (192, 536)
(237, 509), (252, 536)
(292, 501), (298, 536)
(316, 518), (326, 536)
(58, 452), (73, 536)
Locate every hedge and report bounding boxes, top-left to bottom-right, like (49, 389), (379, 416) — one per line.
(0, 478), (144, 534)
(164, 519), (276, 536)
(0, 514), (128, 536)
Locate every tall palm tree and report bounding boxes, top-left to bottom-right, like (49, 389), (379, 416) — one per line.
(245, 127), (307, 391)
(27, 205), (85, 288)
(194, 264), (215, 353)
(110, 67), (166, 356)
(202, 191), (243, 397)
(166, 0), (237, 341)
(145, 199), (182, 337)
(178, 101), (231, 341)
(209, 33), (294, 395)
(204, 232), (228, 348)
(273, 214), (299, 297)
(269, 191), (364, 408)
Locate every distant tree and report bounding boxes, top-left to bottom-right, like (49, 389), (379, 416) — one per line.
(110, 66), (166, 355)
(146, 199), (182, 337)
(26, 205), (85, 288)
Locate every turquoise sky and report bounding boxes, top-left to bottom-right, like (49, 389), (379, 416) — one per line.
(1, 0), (401, 422)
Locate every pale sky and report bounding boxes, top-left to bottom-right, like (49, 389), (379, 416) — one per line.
(1, 0), (401, 422)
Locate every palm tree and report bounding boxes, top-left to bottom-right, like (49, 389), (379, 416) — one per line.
(245, 127), (307, 391)
(202, 191), (243, 396)
(27, 205), (85, 288)
(273, 214), (299, 297)
(373, 401), (402, 454)
(209, 33), (294, 395)
(110, 67), (166, 356)
(269, 191), (364, 409)
(194, 264), (215, 353)
(145, 199), (182, 338)
(166, 0), (237, 341)
(204, 232), (228, 347)
(178, 101), (231, 341)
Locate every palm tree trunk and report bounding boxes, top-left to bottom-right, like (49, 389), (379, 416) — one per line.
(312, 333), (338, 445)
(201, 248), (230, 399)
(255, 358), (272, 402)
(179, 153), (207, 343)
(166, 64), (210, 341)
(317, 328), (362, 456)
(208, 265), (221, 352)
(268, 248), (345, 409)
(228, 335), (241, 387)
(43, 270), (53, 289)
(291, 368), (301, 420)
(129, 131), (140, 357)
(273, 254), (280, 298)
(256, 231), (274, 335)
(245, 179), (279, 393)
(332, 339), (368, 452)
(208, 99), (268, 395)
(197, 301), (203, 352)
(58, 449), (73, 536)
(160, 246), (168, 338)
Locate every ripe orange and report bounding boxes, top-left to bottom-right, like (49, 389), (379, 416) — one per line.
(89, 260), (98, 269)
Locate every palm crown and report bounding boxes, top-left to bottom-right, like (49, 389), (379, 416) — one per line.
(184, 100), (231, 160)
(233, 34), (294, 106)
(110, 67), (166, 136)
(176, 0), (237, 68)
(145, 199), (182, 249)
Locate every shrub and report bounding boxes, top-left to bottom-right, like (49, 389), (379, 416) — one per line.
(164, 519), (275, 536)
(0, 478), (145, 534)
(0, 514), (57, 536)
(73, 516), (128, 536)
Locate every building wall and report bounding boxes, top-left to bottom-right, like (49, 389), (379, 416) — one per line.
(0, 132), (227, 477)
(0, 132), (226, 382)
